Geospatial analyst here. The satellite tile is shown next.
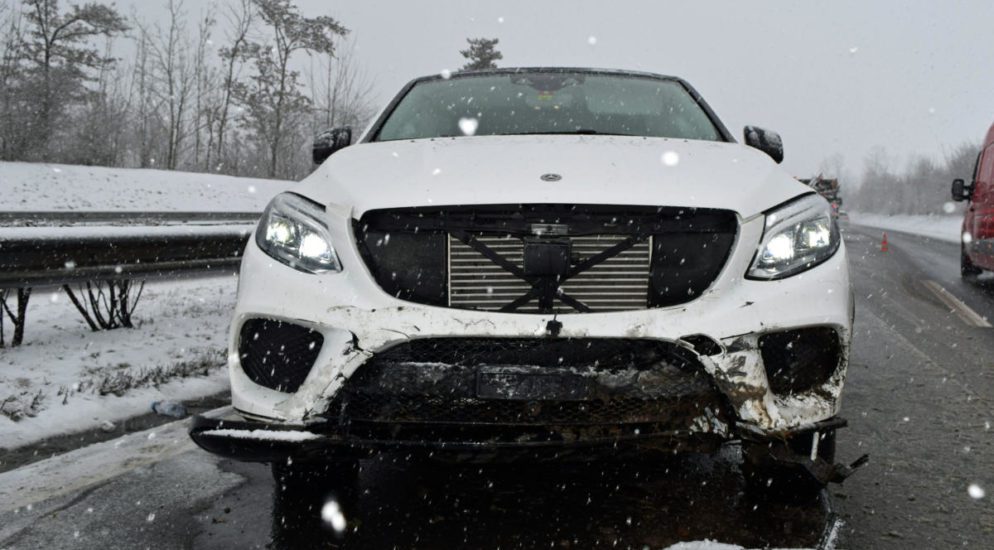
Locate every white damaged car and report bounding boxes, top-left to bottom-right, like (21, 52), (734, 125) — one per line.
(191, 68), (860, 499)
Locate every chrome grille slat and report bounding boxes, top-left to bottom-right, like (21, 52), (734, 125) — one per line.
(448, 235), (651, 312)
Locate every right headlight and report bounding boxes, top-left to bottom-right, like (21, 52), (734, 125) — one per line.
(747, 194), (840, 280)
(256, 193), (342, 273)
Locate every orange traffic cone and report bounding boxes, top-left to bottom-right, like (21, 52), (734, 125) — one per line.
(881, 232), (889, 252)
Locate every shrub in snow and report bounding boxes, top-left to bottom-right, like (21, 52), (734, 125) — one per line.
(0, 288), (32, 347)
(62, 280), (145, 331)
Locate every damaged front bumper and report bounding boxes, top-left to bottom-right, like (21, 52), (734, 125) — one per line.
(189, 412), (861, 482)
(203, 212), (854, 468)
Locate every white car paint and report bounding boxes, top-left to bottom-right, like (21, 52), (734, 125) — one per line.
(227, 133), (852, 436)
(298, 135), (804, 220)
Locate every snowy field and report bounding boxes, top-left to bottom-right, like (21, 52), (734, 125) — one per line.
(848, 211), (962, 244)
(1, 161), (292, 213)
(0, 277), (237, 450)
(0, 162), (296, 450)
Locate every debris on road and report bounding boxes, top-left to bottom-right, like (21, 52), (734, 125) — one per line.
(151, 400), (187, 418)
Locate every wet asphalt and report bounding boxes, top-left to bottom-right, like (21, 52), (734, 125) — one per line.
(2, 224), (993, 549)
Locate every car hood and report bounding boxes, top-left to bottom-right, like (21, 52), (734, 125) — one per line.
(296, 135), (810, 219)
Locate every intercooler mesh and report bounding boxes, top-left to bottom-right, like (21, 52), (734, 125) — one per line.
(448, 235), (651, 312)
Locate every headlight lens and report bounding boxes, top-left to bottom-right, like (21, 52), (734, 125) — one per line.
(256, 193), (342, 273)
(747, 194), (840, 280)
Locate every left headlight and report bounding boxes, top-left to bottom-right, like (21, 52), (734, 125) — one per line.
(256, 193), (342, 273)
(747, 194), (840, 280)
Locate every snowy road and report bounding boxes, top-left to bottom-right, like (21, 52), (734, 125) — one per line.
(834, 224), (994, 547)
(1, 224), (992, 549)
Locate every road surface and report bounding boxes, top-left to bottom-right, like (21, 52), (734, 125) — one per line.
(1, 224), (991, 549)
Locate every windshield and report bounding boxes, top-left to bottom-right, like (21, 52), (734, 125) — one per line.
(374, 71), (723, 142)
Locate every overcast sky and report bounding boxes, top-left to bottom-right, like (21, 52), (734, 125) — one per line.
(138, 0), (994, 180)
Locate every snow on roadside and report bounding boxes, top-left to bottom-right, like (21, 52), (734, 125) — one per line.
(0, 276), (237, 451)
(1, 161), (292, 213)
(848, 212), (962, 244)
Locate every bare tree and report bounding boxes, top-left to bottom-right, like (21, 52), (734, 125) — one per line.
(239, 0), (347, 178)
(18, 0), (128, 158)
(139, 0), (195, 170)
(0, 0), (25, 158)
(849, 143), (981, 215)
(129, 23), (156, 168)
(310, 37), (376, 131)
(214, 0), (253, 173)
(191, 6), (216, 170)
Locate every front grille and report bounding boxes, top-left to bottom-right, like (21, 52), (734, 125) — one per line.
(355, 204), (737, 314)
(449, 235), (651, 312)
(327, 338), (729, 438)
(368, 337), (671, 370)
(238, 319), (323, 393)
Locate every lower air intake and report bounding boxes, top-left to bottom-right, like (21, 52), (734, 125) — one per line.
(239, 318), (323, 393)
(759, 327), (841, 394)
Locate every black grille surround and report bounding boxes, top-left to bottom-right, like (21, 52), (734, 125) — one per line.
(239, 319), (324, 393)
(759, 327), (842, 395)
(355, 204), (737, 314)
(326, 338), (732, 445)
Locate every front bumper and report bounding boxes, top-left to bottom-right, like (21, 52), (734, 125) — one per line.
(189, 412), (850, 463)
(226, 209), (853, 442)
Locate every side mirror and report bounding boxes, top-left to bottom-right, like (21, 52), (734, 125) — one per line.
(313, 126), (352, 164)
(743, 126), (784, 164)
(951, 178), (971, 202)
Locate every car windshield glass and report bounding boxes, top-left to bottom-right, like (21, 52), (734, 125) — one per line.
(374, 72), (722, 142)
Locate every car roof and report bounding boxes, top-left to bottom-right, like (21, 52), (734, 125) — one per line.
(416, 66), (683, 83)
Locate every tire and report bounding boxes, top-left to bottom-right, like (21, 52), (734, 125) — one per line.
(741, 431), (835, 502)
(962, 248), (983, 280)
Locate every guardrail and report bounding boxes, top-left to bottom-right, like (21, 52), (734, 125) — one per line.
(0, 225), (254, 288)
(0, 211), (261, 226)
(0, 217), (259, 346)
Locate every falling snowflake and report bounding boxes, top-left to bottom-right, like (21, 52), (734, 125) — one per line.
(587, 36), (598, 45)
(661, 151), (680, 167)
(440, 69), (452, 80)
(458, 117), (479, 136)
(968, 484), (985, 500)
(321, 499), (347, 533)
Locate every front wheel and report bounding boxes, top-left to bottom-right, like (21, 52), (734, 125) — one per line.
(962, 248), (983, 280)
